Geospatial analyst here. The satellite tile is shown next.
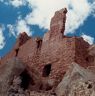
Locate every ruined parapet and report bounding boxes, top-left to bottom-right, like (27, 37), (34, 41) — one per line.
(13, 32), (31, 51)
(13, 32), (31, 57)
(17, 32), (31, 47)
(0, 32), (31, 65)
(49, 8), (67, 40)
(75, 37), (90, 67)
(87, 45), (95, 67)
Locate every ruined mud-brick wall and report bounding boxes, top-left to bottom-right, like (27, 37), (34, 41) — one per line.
(0, 32), (30, 64)
(75, 37), (90, 67)
(0, 8), (90, 86)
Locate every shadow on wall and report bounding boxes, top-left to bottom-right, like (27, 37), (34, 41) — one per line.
(15, 48), (19, 57)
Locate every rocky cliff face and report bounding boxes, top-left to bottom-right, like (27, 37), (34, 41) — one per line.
(0, 8), (95, 96)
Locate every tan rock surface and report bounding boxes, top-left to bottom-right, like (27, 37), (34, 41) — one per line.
(56, 62), (95, 96)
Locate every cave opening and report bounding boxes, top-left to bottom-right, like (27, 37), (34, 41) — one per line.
(42, 64), (51, 77)
(20, 69), (34, 90)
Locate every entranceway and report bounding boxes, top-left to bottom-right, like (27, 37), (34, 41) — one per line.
(42, 64), (51, 77)
(20, 70), (33, 90)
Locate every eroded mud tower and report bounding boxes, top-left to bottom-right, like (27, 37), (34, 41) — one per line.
(0, 8), (95, 92)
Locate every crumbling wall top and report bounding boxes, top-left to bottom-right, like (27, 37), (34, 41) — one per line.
(49, 8), (67, 39)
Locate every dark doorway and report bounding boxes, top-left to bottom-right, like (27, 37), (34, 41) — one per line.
(86, 55), (94, 63)
(42, 64), (51, 77)
(20, 70), (32, 90)
(15, 48), (19, 57)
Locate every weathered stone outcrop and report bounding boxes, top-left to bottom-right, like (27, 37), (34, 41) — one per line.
(56, 62), (95, 96)
(0, 58), (25, 95)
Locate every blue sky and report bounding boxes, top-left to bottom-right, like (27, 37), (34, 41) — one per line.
(0, 0), (95, 57)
